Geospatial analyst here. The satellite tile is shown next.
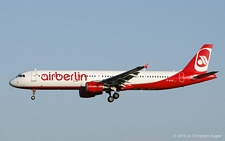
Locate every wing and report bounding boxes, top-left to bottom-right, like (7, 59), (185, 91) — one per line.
(101, 64), (148, 87)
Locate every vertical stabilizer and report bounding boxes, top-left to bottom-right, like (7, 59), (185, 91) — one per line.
(182, 44), (213, 74)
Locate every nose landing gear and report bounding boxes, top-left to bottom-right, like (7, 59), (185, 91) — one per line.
(31, 89), (36, 100)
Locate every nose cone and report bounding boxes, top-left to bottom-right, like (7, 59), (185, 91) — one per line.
(9, 79), (17, 87)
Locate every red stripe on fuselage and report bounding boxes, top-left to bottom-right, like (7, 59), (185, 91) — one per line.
(17, 86), (81, 90)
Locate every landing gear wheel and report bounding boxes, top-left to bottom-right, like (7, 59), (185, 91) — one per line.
(113, 93), (119, 99)
(108, 96), (114, 103)
(31, 96), (35, 100)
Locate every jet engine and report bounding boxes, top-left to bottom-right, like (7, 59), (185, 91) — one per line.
(79, 82), (105, 98)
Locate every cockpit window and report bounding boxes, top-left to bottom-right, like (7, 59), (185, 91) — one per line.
(16, 74), (25, 78)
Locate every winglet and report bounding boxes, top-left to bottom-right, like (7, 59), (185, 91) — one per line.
(144, 64), (149, 69)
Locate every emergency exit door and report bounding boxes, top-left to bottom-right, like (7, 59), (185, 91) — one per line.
(179, 72), (184, 82)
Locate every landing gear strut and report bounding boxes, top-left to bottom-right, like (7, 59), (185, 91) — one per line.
(31, 89), (36, 100)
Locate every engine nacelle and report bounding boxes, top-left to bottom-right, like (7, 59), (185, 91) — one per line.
(79, 82), (105, 98)
(79, 88), (102, 98)
(85, 82), (104, 93)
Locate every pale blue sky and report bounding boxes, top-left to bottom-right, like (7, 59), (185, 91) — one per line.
(1, 1), (224, 141)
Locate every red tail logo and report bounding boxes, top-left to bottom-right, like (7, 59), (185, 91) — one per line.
(194, 48), (211, 72)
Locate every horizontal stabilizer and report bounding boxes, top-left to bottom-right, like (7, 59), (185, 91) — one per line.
(192, 71), (218, 80)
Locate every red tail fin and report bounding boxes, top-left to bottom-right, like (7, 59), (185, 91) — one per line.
(182, 44), (213, 74)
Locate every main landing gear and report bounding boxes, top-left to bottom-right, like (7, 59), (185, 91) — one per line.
(107, 91), (120, 103)
(31, 89), (36, 100)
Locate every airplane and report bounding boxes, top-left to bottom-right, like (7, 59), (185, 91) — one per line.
(9, 44), (218, 103)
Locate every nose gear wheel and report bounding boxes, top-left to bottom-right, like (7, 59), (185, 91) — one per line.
(31, 89), (36, 100)
(31, 96), (35, 100)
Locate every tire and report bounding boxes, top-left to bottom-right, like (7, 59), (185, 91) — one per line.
(31, 96), (35, 100)
(108, 96), (114, 103)
(113, 93), (119, 99)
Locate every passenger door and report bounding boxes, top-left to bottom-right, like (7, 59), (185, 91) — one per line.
(31, 71), (37, 82)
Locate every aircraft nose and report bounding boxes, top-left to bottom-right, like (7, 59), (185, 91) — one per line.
(9, 79), (17, 87)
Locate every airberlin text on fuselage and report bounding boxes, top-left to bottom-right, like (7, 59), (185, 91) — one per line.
(41, 72), (87, 81)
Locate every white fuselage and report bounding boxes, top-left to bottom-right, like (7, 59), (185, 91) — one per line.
(10, 70), (178, 89)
